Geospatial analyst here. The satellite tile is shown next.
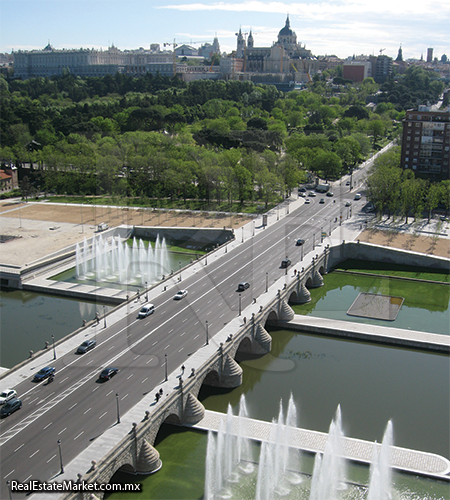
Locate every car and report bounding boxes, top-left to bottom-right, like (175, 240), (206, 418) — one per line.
(346, 181), (350, 186)
(295, 239), (305, 246)
(0, 398), (22, 417)
(319, 198), (325, 204)
(281, 258), (291, 268)
(174, 290), (188, 300)
(33, 366), (55, 382)
(76, 339), (96, 354)
(237, 282), (250, 292)
(99, 367), (119, 380)
(298, 187), (307, 193)
(326, 191), (334, 197)
(345, 201), (352, 207)
(138, 304), (155, 318)
(308, 191), (316, 197)
(299, 192), (306, 198)
(0, 389), (17, 405)
(354, 193), (362, 200)
(304, 199), (311, 204)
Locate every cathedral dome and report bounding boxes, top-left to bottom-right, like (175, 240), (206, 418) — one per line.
(278, 15), (294, 37)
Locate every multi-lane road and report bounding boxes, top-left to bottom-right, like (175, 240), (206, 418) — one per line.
(0, 182), (366, 498)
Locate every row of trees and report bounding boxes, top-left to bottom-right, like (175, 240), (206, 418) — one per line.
(366, 147), (450, 222)
(1, 67), (445, 208)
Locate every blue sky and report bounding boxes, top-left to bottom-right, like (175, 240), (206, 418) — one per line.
(1, 0), (449, 61)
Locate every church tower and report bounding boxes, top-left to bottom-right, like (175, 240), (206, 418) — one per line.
(248, 30), (254, 49)
(236, 28), (246, 58)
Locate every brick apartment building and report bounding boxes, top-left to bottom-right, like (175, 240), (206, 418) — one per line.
(400, 106), (450, 180)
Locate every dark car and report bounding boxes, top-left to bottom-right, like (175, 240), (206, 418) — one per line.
(33, 366), (55, 382)
(298, 186), (307, 193)
(99, 367), (119, 381)
(319, 198), (325, 204)
(296, 239), (305, 246)
(326, 191), (334, 197)
(1, 398), (22, 417)
(237, 282), (250, 292)
(281, 258), (291, 268)
(77, 339), (96, 354)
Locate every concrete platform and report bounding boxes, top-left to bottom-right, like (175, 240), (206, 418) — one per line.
(284, 315), (450, 353)
(190, 410), (450, 480)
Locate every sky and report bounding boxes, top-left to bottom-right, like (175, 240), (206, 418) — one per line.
(0, 0), (449, 61)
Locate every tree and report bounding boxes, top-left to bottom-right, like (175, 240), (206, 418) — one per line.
(425, 182), (441, 222)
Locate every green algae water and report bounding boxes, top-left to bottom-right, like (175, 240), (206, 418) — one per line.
(105, 263), (450, 499)
(294, 269), (449, 334)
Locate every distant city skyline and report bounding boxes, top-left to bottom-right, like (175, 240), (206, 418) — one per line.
(1, 0), (448, 61)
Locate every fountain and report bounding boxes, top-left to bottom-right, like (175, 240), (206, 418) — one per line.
(204, 398), (394, 499)
(75, 234), (171, 286)
(309, 404), (347, 500)
(205, 395), (255, 500)
(367, 420), (394, 500)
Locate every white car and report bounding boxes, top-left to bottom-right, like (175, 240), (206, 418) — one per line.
(305, 199), (311, 204)
(354, 193), (362, 200)
(138, 304), (155, 318)
(174, 290), (188, 300)
(0, 389), (17, 405)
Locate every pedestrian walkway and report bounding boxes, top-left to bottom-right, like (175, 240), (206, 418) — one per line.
(190, 410), (450, 480)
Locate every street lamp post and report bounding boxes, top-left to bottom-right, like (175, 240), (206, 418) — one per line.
(313, 234), (315, 250)
(103, 305), (107, 328)
(6, 480), (12, 500)
(238, 294), (242, 316)
(206, 320), (209, 345)
(321, 226), (323, 243)
(242, 226), (244, 243)
(80, 204), (84, 233)
(116, 393), (121, 424)
(265, 272), (268, 293)
(52, 334), (56, 360)
(179, 261), (182, 281)
(145, 281), (148, 302)
(165, 354), (168, 382)
(301, 244), (303, 261)
(57, 440), (64, 474)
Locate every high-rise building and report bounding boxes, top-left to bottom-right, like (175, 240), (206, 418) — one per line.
(401, 106), (450, 180)
(427, 48), (434, 63)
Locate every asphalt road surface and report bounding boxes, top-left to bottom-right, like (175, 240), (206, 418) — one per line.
(0, 187), (362, 498)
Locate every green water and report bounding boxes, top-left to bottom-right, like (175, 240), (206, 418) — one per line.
(93, 263), (450, 499)
(294, 269), (449, 334)
(0, 289), (112, 368)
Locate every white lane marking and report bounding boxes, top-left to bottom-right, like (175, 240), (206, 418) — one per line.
(180, 332), (186, 336)
(178, 348), (184, 353)
(84, 408), (91, 415)
(106, 390), (113, 396)
(74, 431), (84, 440)
(145, 358), (153, 365)
(164, 345), (170, 350)
(58, 428), (66, 435)
(86, 359), (94, 365)
(194, 335), (199, 340)
(108, 345), (115, 350)
(99, 412), (108, 419)
(14, 444), (24, 452)
(24, 474), (32, 482)
(120, 394), (128, 401)
(168, 328), (173, 334)
(126, 374), (133, 380)
(59, 377), (69, 384)
(68, 403), (77, 410)
(43, 422), (52, 430)
(29, 449), (39, 459)
(141, 377), (148, 384)
(133, 355), (140, 360)
(4, 470), (14, 479)
(46, 455), (56, 464)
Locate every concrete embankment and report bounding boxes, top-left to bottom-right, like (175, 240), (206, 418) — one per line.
(282, 315), (450, 353)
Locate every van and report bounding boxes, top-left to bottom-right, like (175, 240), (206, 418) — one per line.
(138, 304), (155, 318)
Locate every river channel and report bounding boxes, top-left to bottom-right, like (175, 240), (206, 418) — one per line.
(107, 263), (450, 499)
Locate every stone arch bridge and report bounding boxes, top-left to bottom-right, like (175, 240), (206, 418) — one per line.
(62, 248), (331, 499)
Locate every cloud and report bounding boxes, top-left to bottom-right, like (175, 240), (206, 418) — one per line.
(157, 0), (450, 17)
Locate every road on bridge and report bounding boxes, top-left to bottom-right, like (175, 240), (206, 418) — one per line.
(0, 184), (362, 498)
